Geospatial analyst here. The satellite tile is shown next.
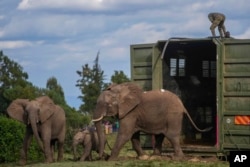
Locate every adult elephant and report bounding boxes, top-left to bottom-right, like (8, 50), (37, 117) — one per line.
(92, 82), (211, 160)
(7, 96), (66, 165)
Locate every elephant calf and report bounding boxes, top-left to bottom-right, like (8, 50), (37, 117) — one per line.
(72, 128), (110, 161)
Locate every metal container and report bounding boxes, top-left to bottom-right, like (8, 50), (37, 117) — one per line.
(130, 38), (250, 156)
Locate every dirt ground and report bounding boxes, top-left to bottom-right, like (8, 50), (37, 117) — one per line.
(113, 154), (222, 162)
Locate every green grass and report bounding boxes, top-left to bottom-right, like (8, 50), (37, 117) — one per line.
(1, 133), (229, 167)
(2, 159), (229, 167)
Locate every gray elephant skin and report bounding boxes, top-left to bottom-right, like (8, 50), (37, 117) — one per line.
(72, 128), (109, 161)
(7, 96), (66, 165)
(92, 82), (211, 161)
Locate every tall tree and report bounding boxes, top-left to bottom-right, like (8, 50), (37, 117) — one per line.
(76, 52), (106, 113)
(0, 51), (36, 113)
(0, 51), (28, 90)
(46, 76), (66, 105)
(111, 70), (130, 84)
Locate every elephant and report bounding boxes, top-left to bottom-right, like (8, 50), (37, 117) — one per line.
(92, 82), (211, 161)
(6, 96), (66, 165)
(72, 128), (110, 161)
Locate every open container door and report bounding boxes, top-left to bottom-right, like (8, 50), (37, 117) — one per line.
(158, 38), (218, 154)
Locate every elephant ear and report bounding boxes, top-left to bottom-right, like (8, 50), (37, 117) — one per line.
(36, 96), (56, 123)
(7, 99), (29, 124)
(113, 83), (143, 119)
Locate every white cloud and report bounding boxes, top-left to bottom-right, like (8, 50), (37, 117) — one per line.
(235, 28), (250, 39)
(1, 0), (250, 109)
(0, 40), (33, 49)
(18, 0), (112, 11)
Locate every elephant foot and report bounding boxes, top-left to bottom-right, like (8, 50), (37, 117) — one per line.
(19, 159), (26, 166)
(57, 156), (63, 162)
(152, 151), (161, 156)
(138, 154), (150, 160)
(149, 155), (162, 160)
(80, 157), (87, 161)
(108, 156), (118, 161)
(103, 153), (110, 160)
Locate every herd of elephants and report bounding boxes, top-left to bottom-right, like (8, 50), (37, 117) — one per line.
(6, 82), (211, 165)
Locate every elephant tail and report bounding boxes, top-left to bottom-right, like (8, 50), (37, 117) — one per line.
(184, 108), (213, 132)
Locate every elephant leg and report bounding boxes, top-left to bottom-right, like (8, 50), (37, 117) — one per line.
(131, 131), (145, 156)
(152, 134), (164, 156)
(89, 152), (93, 161)
(57, 139), (64, 161)
(50, 140), (56, 162)
(80, 151), (89, 161)
(168, 136), (183, 159)
(165, 113), (184, 159)
(165, 128), (184, 159)
(80, 142), (92, 161)
(109, 128), (133, 160)
(19, 128), (32, 166)
(43, 139), (53, 163)
(40, 125), (54, 163)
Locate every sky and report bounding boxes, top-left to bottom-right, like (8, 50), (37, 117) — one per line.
(1, 0), (250, 109)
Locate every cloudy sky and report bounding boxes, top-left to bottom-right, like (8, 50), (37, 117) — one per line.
(1, 0), (250, 109)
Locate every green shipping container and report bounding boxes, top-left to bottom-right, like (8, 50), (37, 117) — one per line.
(130, 37), (250, 156)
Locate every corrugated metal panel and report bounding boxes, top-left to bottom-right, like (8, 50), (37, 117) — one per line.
(130, 43), (154, 90)
(220, 39), (250, 150)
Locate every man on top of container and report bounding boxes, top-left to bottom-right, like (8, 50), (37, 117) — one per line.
(208, 12), (227, 38)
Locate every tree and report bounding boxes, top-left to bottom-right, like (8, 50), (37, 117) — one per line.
(111, 70), (130, 84)
(0, 51), (36, 113)
(46, 76), (66, 105)
(0, 51), (28, 89)
(76, 52), (106, 113)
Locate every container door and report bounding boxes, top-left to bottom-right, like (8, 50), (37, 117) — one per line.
(130, 44), (154, 90)
(219, 39), (250, 151)
(161, 39), (217, 147)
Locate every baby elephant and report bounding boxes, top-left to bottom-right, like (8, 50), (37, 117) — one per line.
(72, 128), (110, 161)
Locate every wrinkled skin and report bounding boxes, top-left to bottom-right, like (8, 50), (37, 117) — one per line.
(92, 83), (211, 161)
(7, 96), (66, 165)
(72, 129), (109, 161)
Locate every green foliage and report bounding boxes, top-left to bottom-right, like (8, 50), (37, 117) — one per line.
(76, 52), (106, 113)
(111, 70), (130, 84)
(61, 104), (91, 154)
(63, 105), (90, 129)
(3, 84), (43, 101)
(0, 51), (32, 114)
(46, 77), (66, 105)
(0, 116), (43, 163)
(0, 51), (28, 90)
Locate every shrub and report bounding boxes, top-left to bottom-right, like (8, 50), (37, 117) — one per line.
(0, 115), (43, 163)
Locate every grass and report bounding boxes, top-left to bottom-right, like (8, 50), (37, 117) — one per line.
(1, 133), (229, 167)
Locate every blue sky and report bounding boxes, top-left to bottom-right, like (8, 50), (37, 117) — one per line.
(1, 0), (250, 109)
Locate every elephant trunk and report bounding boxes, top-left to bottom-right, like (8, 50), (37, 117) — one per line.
(29, 117), (44, 152)
(95, 121), (105, 159)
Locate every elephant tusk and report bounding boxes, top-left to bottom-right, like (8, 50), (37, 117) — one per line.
(91, 115), (104, 122)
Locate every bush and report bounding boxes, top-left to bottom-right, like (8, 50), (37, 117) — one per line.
(0, 115), (43, 163)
